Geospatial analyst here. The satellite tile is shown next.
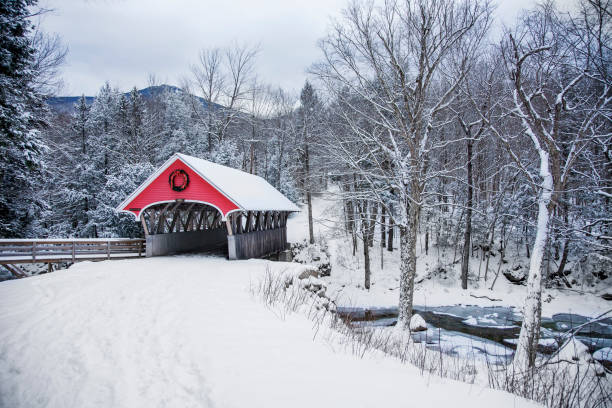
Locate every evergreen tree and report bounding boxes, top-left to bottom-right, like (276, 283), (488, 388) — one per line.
(0, 0), (48, 237)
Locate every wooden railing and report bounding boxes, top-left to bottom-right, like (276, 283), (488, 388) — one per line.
(0, 238), (146, 265)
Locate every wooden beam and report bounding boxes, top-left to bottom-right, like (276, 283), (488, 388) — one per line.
(246, 211), (253, 233)
(156, 202), (173, 234)
(146, 209), (157, 235)
(3, 264), (26, 278)
(238, 212), (244, 234)
(255, 211), (261, 231)
(182, 203), (196, 231)
(196, 209), (205, 231)
(225, 213), (234, 236)
(140, 214), (150, 236)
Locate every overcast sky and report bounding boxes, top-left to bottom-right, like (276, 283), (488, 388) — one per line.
(39, 0), (543, 97)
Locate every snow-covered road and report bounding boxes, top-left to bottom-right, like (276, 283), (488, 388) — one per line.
(0, 256), (536, 407)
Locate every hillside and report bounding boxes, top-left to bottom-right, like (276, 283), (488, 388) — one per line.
(0, 255), (538, 408)
(45, 84), (222, 113)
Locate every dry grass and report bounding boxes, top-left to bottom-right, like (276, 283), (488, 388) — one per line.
(251, 267), (611, 408)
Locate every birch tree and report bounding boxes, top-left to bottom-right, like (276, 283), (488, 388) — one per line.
(490, 1), (611, 370)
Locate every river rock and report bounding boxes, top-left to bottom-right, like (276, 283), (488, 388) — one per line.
(298, 268), (320, 280)
(579, 253), (612, 283)
(409, 314), (428, 332)
(502, 265), (526, 285)
(291, 240), (332, 277)
(555, 337), (592, 363)
(593, 347), (612, 362)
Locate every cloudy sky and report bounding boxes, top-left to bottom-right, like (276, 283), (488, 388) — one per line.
(39, 0), (541, 97)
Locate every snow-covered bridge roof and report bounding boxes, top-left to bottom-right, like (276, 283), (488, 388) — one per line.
(117, 153), (299, 220)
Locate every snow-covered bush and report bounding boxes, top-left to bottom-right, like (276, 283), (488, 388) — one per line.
(578, 253), (612, 287)
(502, 265), (527, 285)
(488, 336), (611, 408)
(290, 239), (331, 277)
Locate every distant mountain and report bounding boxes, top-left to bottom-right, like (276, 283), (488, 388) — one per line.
(45, 84), (221, 114)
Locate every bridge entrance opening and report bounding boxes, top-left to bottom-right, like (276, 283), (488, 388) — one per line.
(141, 201), (227, 257)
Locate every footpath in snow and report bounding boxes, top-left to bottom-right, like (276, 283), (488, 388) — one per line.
(0, 255), (536, 407)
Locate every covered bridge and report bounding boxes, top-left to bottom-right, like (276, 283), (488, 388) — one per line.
(117, 153), (299, 259)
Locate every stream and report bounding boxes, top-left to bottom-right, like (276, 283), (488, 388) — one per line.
(336, 305), (612, 366)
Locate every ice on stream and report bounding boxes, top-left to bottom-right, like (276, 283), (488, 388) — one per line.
(340, 304), (612, 363)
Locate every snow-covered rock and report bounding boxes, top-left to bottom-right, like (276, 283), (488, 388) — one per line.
(291, 240), (331, 277)
(502, 265), (526, 285)
(551, 337), (607, 376)
(593, 347), (612, 363)
(409, 314), (428, 332)
(297, 268), (320, 280)
(555, 337), (592, 363)
(580, 253), (612, 284)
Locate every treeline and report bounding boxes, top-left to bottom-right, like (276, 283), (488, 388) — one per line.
(39, 77), (309, 239)
(305, 0), (611, 371)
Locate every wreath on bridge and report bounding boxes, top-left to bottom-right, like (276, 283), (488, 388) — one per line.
(169, 169), (190, 192)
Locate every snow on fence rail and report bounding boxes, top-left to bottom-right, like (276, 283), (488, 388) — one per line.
(0, 238), (146, 264)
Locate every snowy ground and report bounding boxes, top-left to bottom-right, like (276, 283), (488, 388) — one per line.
(0, 191), (606, 407)
(0, 256), (537, 407)
(288, 193), (610, 320)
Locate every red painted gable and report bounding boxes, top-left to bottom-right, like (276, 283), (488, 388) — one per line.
(122, 158), (239, 219)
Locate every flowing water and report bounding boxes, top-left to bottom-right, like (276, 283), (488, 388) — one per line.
(336, 305), (612, 366)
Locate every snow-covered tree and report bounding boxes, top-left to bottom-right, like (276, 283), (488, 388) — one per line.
(0, 0), (48, 237)
(491, 1), (611, 370)
(297, 81), (323, 245)
(313, 0), (493, 327)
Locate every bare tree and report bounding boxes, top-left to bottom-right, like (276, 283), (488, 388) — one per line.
(486, 0), (611, 370)
(29, 17), (68, 96)
(187, 44), (258, 152)
(314, 0), (492, 327)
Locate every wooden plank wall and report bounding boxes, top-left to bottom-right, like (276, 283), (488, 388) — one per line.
(227, 227), (287, 260)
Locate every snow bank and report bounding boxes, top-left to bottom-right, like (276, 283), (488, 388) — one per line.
(593, 347), (612, 363)
(409, 314), (427, 332)
(287, 193), (611, 320)
(0, 256), (536, 408)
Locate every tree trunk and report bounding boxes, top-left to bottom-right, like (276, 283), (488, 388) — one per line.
(461, 138), (473, 290)
(387, 206), (394, 252)
(381, 206), (386, 248)
(369, 203), (378, 248)
(398, 202), (419, 328)
(359, 200), (373, 289)
(555, 202), (570, 285)
(364, 232), (371, 289)
(305, 143), (314, 244)
(513, 155), (553, 370)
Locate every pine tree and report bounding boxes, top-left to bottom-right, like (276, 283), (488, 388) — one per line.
(0, 0), (48, 237)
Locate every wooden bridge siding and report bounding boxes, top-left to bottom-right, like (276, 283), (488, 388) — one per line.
(227, 226), (287, 260)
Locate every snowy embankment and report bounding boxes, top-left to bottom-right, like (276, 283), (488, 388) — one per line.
(0, 256), (536, 407)
(290, 193), (610, 320)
